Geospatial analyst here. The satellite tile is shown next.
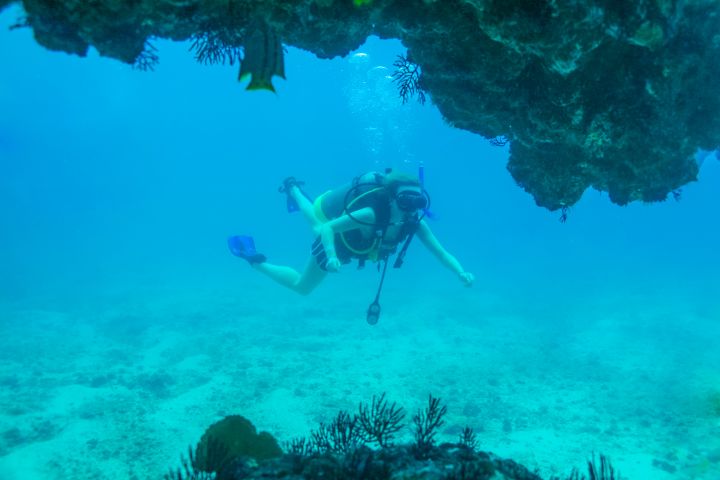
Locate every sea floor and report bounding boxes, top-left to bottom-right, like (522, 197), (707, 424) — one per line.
(1, 276), (719, 479)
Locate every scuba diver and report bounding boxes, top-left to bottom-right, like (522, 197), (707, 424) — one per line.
(228, 169), (474, 324)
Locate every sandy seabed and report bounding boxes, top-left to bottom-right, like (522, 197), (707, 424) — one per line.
(1, 276), (718, 480)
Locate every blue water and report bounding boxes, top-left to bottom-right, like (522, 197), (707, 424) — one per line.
(1, 4), (719, 479)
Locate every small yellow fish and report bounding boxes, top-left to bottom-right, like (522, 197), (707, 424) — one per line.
(238, 24), (285, 92)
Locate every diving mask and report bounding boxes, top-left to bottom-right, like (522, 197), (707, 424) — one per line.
(395, 190), (429, 212)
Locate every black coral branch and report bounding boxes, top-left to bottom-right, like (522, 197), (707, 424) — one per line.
(310, 410), (363, 453)
(413, 394), (447, 458)
(133, 40), (159, 71)
(189, 31), (242, 66)
(357, 393), (406, 448)
(392, 54), (426, 105)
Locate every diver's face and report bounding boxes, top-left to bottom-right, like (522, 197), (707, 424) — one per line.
(394, 186), (427, 213)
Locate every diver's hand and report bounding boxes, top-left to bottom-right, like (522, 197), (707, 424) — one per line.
(326, 256), (342, 273)
(458, 271), (474, 287)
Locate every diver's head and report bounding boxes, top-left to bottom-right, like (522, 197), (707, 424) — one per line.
(395, 186), (428, 212)
(383, 171), (429, 214)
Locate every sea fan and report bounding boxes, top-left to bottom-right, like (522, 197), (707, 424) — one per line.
(9, 15), (29, 30)
(458, 426), (478, 451)
(489, 136), (509, 147)
(133, 40), (159, 71)
(562, 454), (617, 480)
(392, 54), (426, 105)
(189, 32), (242, 66)
(357, 393), (406, 448)
(311, 410), (364, 453)
(164, 445), (216, 480)
(413, 394), (447, 458)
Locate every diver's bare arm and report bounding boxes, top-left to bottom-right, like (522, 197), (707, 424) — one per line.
(417, 220), (466, 276)
(317, 207), (376, 258)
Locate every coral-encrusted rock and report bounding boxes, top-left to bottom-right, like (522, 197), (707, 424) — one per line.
(227, 444), (541, 480)
(9, 0), (720, 209)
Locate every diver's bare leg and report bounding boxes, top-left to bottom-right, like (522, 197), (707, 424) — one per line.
(289, 186), (322, 229)
(253, 257), (327, 295)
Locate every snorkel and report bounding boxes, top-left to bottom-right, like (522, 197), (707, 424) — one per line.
(418, 162), (435, 219)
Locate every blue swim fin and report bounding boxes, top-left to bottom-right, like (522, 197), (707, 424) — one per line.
(279, 177), (312, 213)
(287, 195), (300, 213)
(227, 235), (267, 264)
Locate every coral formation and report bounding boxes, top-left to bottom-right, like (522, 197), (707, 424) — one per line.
(132, 40), (159, 71)
(7, 0), (720, 209)
(412, 394), (448, 459)
(357, 392), (406, 448)
(192, 415), (283, 479)
(309, 410), (364, 454)
(190, 32), (242, 66)
(557, 454), (617, 480)
(166, 395), (621, 479)
(166, 416), (285, 479)
(458, 426), (478, 451)
(391, 54), (426, 105)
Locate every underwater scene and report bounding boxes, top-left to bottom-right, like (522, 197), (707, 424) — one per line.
(1, 1), (719, 479)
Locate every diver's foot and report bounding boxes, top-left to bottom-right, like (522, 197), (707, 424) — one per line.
(227, 235), (267, 265)
(278, 177), (306, 213)
(278, 176), (305, 194)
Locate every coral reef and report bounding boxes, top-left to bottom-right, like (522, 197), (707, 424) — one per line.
(166, 395), (621, 479)
(7, 0), (720, 209)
